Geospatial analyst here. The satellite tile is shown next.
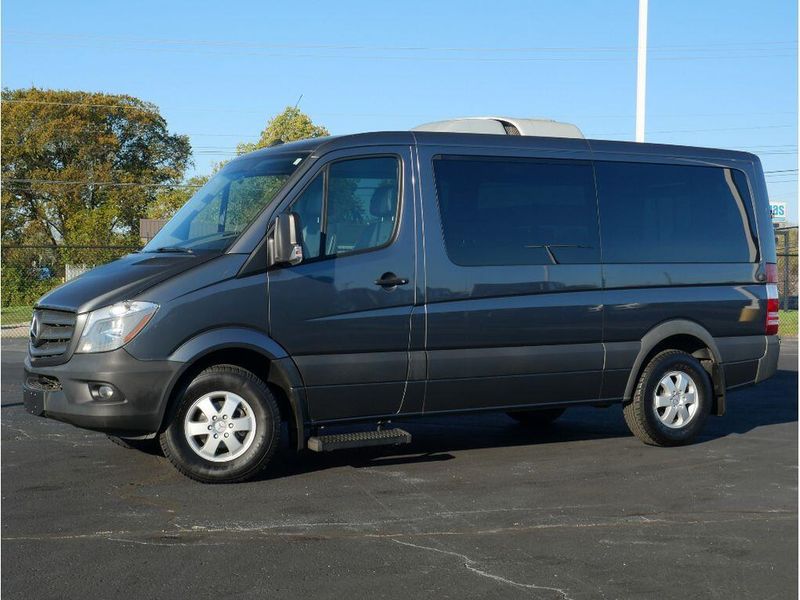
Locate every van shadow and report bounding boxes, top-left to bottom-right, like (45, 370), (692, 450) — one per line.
(254, 367), (798, 482)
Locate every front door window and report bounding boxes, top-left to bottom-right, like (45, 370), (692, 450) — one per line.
(288, 156), (400, 260)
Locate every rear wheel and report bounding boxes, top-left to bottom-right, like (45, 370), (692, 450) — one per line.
(160, 365), (281, 483)
(507, 407), (565, 428)
(623, 350), (712, 446)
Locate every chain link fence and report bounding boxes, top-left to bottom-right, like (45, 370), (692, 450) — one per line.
(775, 226), (798, 337)
(1, 245), (140, 338)
(2, 233), (798, 339)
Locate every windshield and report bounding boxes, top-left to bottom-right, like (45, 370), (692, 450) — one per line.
(143, 152), (309, 253)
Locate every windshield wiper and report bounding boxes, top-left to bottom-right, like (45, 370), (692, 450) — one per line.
(147, 232), (240, 254)
(180, 230), (241, 244)
(154, 246), (194, 254)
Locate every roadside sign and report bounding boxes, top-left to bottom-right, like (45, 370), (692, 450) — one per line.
(770, 202), (787, 223)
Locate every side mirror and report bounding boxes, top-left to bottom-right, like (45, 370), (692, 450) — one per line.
(268, 212), (303, 267)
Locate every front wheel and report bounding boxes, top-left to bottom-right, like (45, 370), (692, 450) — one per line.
(160, 365), (281, 483)
(623, 350), (712, 446)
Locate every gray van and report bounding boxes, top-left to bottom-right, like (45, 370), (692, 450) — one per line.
(23, 118), (781, 483)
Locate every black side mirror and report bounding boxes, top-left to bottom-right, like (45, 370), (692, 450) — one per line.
(268, 212), (303, 267)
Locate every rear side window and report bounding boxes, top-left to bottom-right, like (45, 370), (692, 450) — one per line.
(432, 156), (600, 266)
(596, 162), (758, 263)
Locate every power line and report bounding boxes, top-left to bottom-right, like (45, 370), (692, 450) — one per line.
(1, 178), (201, 188)
(3, 38), (794, 62)
(3, 45), (791, 63)
(0, 99), (159, 113)
(3, 99), (795, 123)
(4, 30), (795, 53)
(5, 99), (793, 145)
(591, 124), (794, 136)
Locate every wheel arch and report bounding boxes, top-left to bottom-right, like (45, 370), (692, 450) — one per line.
(159, 328), (308, 450)
(623, 319), (726, 416)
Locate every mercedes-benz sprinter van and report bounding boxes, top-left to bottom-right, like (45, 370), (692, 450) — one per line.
(24, 119), (781, 483)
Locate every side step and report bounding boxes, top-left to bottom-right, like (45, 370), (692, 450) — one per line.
(307, 428), (411, 452)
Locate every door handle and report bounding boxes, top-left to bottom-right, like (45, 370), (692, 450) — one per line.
(374, 272), (409, 288)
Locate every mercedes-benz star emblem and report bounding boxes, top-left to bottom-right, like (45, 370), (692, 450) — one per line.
(29, 313), (42, 347)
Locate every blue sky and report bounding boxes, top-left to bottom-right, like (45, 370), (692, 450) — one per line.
(2, 0), (797, 222)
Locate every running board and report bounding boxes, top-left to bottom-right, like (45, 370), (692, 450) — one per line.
(307, 428), (411, 452)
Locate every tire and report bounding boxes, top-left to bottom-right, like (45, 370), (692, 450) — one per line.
(623, 350), (712, 447)
(107, 434), (162, 455)
(507, 407), (565, 428)
(160, 365), (281, 484)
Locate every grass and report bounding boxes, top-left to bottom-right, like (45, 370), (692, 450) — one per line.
(779, 310), (798, 336)
(1, 305), (33, 327)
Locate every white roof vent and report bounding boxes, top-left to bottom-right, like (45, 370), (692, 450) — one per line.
(412, 116), (584, 139)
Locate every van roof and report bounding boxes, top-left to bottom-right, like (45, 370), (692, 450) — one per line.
(240, 130), (759, 165)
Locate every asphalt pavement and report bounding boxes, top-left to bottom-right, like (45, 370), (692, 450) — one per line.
(1, 337), (797, 599)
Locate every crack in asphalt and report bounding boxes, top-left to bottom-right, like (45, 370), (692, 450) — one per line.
(3, 510), (794, 546)
(104, 536), (228, 547)
(1, 423), (34, 439)
(392, 538), (574, 599)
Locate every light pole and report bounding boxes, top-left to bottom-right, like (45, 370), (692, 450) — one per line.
(635, 0), (649, 142)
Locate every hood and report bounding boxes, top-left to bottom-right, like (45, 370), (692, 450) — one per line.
(37, 252), (218, 314)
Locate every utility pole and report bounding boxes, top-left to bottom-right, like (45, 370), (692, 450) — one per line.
(635, 0), (649, 142)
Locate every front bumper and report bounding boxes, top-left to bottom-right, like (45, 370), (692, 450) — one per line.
(23, 348), (182, 435)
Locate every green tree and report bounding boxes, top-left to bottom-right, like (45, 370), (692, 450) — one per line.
(147, 175), (210, 219)
(148, 107), (329, 222)
(231, 106), (332, 223)
(236, 106), (329, 155)
(1, 87), (191, 254)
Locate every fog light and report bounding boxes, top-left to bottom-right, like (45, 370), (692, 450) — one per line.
(98, 385), (115, 399)
(89, 382), (122, 402)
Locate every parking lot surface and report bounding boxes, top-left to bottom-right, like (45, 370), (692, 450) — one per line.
(1, 338), (797, 599)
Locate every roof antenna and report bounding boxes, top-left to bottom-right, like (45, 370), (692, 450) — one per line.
(294, 94), (303, 109)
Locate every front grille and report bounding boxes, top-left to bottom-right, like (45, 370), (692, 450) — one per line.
(29, 308), (76, 358)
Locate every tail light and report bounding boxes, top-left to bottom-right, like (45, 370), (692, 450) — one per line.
(765, 263), (779, 335)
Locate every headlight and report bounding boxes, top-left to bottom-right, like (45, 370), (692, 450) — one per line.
(76, 301), (158, 353)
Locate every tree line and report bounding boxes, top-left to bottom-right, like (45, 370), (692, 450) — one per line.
(1, 87), (329, 248)
(0, 87), (329, 313)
